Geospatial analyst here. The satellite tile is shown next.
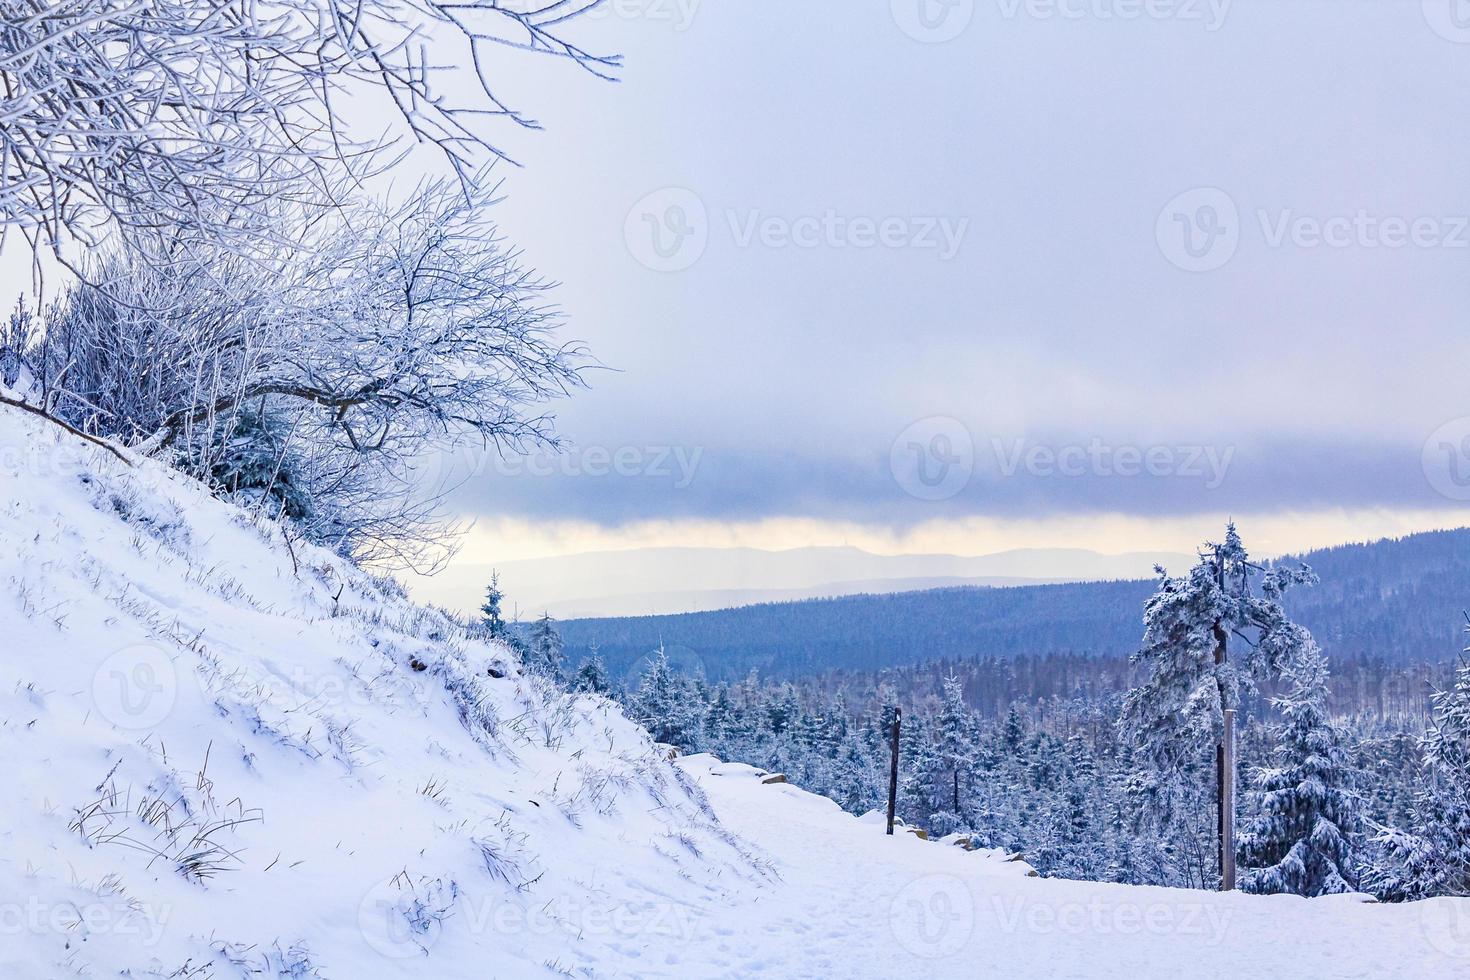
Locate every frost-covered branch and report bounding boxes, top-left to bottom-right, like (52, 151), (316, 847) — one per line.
(0, 0), (616, 261)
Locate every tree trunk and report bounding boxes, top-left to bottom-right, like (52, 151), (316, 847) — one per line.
(886, 708), (901, 836)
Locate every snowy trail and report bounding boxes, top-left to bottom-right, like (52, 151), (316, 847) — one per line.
(676, 755), (1469, 980)
(3, 405), (1467, 980)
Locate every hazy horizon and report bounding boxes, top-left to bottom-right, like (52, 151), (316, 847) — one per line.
(400, 1), (1470, 591)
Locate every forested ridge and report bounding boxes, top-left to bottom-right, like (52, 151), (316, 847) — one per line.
(560, 528), (1470, 680)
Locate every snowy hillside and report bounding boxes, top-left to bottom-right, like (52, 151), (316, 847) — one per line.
(2, 405), (1467, 979)
(0, 407), (765, 978)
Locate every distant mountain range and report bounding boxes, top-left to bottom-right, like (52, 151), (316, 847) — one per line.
(411, 545), (1195, 618)
(556, 529), (1470, 682)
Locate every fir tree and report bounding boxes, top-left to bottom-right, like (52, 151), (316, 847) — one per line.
(934, 676), (976, 820)
(573, 652), (610, 695)
(1367, 636), (1470, 900)
(1120, 523), (1318, 769)
(480, 572), (511, 643)
(630, 647), (701, 748)
(526, 612), (564, 678)
(1239, 641), (1363, 896)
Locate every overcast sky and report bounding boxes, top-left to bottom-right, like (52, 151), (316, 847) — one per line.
(389, 4), (1470, 563)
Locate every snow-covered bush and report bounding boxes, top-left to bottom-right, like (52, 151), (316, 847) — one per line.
(12, 184), (586, 568)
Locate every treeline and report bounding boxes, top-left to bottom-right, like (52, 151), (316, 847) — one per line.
(777, 653), (1446, 728)
(559, 528), (1470, 679)
(591, 648), (1450, 896)
(545, 526), (1470, 902)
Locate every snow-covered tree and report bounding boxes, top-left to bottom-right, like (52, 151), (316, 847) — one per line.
(629, 648), (701, 748)
(1120, 523), (1318, 769)
(572, 653), (611, 696)
(914, 676), (978, 834)
(1367, 639), (1470, 900)
(0, 0), (616, 261)
(526, 613), (564, 678)
(480, 574), (511, 643)
(19, 184), (586, 568)
(1239, 641), (1363, 896)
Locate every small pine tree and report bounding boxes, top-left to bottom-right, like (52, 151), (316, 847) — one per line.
(933, 676), (977, 823)
(630, 647), (701, 748)
(480, 572), (511, 642)
(1239, 641), (1363, 896)
(1000, 704), (1026, 753)
(573, 653), (610, 695)
(526, 612), (564, 678)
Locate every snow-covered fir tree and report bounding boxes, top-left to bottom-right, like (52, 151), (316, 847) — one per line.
(1120, 523), (1318, 769)
(573, 651), (611, 695)
(1367, 637), (1470, 900)
(1239, 641), (1363, 896)
(629, 648), (702, 747)
(526, 612), (565, 678)
(914, 676), (978, 835)
(480, 573), (512, 643)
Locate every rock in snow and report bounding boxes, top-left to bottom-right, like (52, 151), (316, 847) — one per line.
(1, 405), (1467, 978)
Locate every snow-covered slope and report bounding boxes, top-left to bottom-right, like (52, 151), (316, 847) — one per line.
(0, 407), (766, 978)
(2, 404), (1467, 979)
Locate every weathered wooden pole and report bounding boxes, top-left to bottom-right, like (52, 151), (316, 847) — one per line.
(1213, 548), (1236, 891)
(1222, 707), (1237, 891)
(886, 707), (902, 836)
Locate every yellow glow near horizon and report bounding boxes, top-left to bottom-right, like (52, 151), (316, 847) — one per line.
(437, 507), (1470, 566)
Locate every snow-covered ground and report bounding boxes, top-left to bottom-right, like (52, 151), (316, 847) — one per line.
(2, 403), (1467, 979)
(679, 754), (1470, 978)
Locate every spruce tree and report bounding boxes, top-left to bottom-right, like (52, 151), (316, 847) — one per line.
(526, 612), (564, 678)
(630, 647), (700, 748)
(573, 653), (610, 695)
(480, 572), (511, 642)
(1121, 524), (1318, 770)
(1367, 638), (1470, 900)
(1239, 641), (1363, 896)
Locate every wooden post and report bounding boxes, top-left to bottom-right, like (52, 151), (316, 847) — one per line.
(886, 707), (902, 836)
(1221, 707), (1237, 891)
(1213, 549), (1236, 891)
